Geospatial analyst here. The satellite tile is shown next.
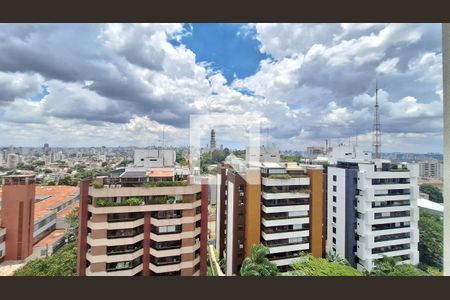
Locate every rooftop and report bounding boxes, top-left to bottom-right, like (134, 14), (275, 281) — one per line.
(34, 186), (79, 222)
(56, 202), (79, 219)
(34, 229), (66, 247)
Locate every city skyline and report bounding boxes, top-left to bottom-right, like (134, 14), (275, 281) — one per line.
(0, 24), (443, 153)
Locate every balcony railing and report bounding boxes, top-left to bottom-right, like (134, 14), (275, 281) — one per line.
(263, 199), (309, 207)
(262, 226), (309, 234)
(374, 211), (410, 220)
(107, 245), (143, 256)
(107, 226), (144, 239)
(372, 244), (411, 254)
(150, 255), (182, 266)
(374, 232), (411, 243)
(262, 212), (309, 220)
(371, 224), (410, 232)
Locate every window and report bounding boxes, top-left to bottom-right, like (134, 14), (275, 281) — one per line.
(333, 186), (336, 192)
(333, 196), (336, 202)
(333, 175), (337, 182)
(333, 216), (336, 223)
(332, 227), (336, 234)
(332, 237), (336, 244)
(332, 206), (336, 213)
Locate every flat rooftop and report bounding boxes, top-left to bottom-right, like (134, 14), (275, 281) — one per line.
(34, 229), (66, 247)
(56, 202), (79, 219)
(34, 186), (79, 222)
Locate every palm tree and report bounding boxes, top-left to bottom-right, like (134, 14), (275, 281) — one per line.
(239, 244), (279, 276)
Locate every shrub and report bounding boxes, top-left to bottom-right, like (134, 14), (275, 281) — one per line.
(92, 182), (104, 189)
(124, 197), (143, 206)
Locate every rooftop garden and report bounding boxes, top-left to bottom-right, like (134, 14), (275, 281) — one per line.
(142, 180), (188, 187)
(94, 195), (190, 207)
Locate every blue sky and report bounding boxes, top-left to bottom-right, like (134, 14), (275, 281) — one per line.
(181, 23), (267, 82)
(0, 23), (444, 153)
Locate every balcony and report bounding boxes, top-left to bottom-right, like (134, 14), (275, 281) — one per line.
(262, 217), (310, 227)
(263, 198), (309, 207)
(151, 210), (182, 219)
(372, 244), (411, 255)
(106, 257), (143, 272)
(107, 226), (144, 239)
(262, 204), (309, 214)
(150, 255), (182, 266)
(371, 223), (410, 232)
(262, 176), (310, 187)
(107, 212), (144, 223)
(107, 242), (143, 256)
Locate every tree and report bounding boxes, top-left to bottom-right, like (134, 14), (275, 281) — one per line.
(418, 210), (443, 269)
(65, 207), (79, 242)
(58, 176), (78, 186)
(326, 251), (350, 265)
(239, 244), (279, 276)
(13, 242), (77, 276)
(369, 256), (425, 276)
(419, 184), (443, 203)
(289, 253), (362, 276)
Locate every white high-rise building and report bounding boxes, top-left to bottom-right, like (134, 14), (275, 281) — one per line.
(418, 160), (443, 179)
(327, 159), (419, 272)
(6, 153), (18, 169)
(134, 149), (176, 168)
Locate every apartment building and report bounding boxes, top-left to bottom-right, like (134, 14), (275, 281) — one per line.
(77, 164), (208, 276)
(418, 160), (443, 179)
(327, 159), (419, 271)
(216, 161), (324, 274)
(0, 175), (36, 261)
(0, 177), (80, 262)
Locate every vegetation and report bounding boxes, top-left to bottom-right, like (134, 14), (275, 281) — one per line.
(176, 153), (189, 166)
(239, 244), (279, 276)
(124, 197), (144, 206)
(142, 180), (188, 187)
(280, 155), (303, 162)
(419, 184), (443, 203)
(289, 253), (362, 276)
(65, 206), (79, 241)
(418, 210), (443, 270)
(58, 176), (79, 186)
(96, 197), (144, 207)
(368, 256), (425, 276)
(92, 181), (104, 189)
(13, 242), (77, 276)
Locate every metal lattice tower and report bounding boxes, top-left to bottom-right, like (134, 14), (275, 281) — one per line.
(372, 79), (381, 159)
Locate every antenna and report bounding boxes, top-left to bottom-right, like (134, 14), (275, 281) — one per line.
(372, 78), (381, 159)
(162, 127), (165, 149)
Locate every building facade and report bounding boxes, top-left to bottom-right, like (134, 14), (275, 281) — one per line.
(216, 162), (325, 274)
(327, 160), (420, 271)
(0, 175), (36, 261)
(418, 160), (443, 179)
(77, 175), (208, 276)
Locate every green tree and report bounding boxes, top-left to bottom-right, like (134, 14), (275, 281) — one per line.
(418, 210), (443, 269)
(369, 256), (425, 276)
(58, 176), (78, 186)
(65, 207), (79, 242)
(289, 253), (362, 276)
(13, 242), (77, 276)
(419, 184), (443, 203)
(239, 244), (279, 276)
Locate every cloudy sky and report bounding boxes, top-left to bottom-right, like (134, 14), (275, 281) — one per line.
(0, 23), (443, 153)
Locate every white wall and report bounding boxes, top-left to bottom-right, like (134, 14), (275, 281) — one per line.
(327, 167), (347, 259)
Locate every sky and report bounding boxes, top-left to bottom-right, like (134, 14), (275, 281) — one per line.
(0, 23), (443, 153)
